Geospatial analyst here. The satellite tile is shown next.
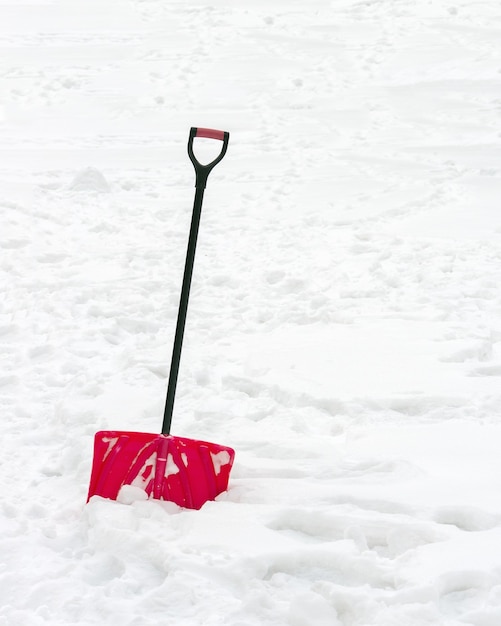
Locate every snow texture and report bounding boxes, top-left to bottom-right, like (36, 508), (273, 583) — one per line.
(1, 0), (501, 624)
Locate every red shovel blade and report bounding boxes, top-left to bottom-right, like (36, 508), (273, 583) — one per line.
(87, 431), (235, 510)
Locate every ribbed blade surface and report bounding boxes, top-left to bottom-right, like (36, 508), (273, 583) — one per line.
(87, 431), (235, 510)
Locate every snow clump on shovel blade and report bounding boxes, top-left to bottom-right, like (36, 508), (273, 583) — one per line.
(211, 450), (231, 475)
(164, 454), (180, 477)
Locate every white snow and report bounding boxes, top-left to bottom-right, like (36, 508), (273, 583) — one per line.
(117, 485), (148, 506)
(2, 0), (501, 624)
(164, 453), (180, 478)
(69, 167), (110, 194)
(211, 450), (232, 475)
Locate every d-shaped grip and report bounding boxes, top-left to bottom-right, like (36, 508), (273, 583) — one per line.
(195, 127), (226, 141)
(188, 127), (230, 189)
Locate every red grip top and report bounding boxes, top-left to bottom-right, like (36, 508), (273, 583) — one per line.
(195, 127), (226, 141)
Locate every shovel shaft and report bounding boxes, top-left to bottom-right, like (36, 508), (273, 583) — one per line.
(162, 128), (229, 435)
(162, 185), (205, 434)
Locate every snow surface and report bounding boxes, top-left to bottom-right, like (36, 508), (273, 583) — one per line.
(2, 0), (501, 624)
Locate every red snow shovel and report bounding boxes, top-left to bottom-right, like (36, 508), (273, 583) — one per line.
(87, 127), (235, 510)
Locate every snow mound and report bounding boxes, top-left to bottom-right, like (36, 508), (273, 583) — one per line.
(69, 167), (110, 193)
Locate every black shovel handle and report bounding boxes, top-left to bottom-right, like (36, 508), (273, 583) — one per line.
(162, 127), (230, 435)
